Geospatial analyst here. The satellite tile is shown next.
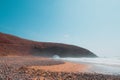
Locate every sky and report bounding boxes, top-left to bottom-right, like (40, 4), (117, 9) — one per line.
(0, 0), (120, 57)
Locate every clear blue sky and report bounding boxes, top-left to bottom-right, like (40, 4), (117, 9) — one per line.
(0, 0), (120, 57)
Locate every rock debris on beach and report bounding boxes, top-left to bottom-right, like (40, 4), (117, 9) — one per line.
(0, 56), (120, 80)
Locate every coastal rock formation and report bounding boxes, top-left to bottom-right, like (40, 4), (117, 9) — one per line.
(0, 32), (97, 57)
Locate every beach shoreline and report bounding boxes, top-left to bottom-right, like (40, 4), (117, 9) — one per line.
(57, 58), (120, 75)
(23, 65), (120, 80)
(28, 61), (89, 73)
(0, 56), (120, 80)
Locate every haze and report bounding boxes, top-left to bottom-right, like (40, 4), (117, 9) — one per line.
(0, 0), (120, 57)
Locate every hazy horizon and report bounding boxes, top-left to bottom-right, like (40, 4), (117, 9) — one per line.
(0, 0), (120, 57)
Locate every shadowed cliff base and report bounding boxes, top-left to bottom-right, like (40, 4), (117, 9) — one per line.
(0, 32), (97, 57)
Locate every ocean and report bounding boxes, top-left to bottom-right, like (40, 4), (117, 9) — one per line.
(54, 57), (120, 75)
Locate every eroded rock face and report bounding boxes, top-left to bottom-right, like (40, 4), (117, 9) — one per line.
(0, 32), (97, 57)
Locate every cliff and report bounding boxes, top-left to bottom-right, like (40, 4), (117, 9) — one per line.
(0, 32), (97, 57)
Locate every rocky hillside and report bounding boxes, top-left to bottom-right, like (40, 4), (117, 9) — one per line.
(0, 32), (97, 57)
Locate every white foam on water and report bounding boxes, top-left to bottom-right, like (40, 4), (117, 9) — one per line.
(53, 55), (60, 59)
(60, 57), (120, 66)
(56, 57), (120, 74)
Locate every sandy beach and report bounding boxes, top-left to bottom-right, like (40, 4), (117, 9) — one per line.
(0, 56), (120, 80)
(28, 62), (89, 73)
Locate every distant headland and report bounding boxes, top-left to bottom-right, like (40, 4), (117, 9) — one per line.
(0, 32), (97, 57)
